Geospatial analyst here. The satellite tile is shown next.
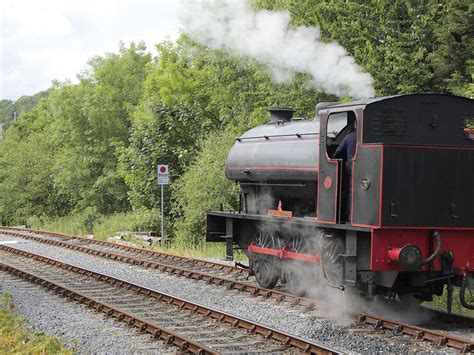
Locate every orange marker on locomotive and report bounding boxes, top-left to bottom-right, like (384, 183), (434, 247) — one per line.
(206, 94), (474, 310)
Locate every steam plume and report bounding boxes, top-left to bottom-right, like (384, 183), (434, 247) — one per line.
(179, 0), (375, 99)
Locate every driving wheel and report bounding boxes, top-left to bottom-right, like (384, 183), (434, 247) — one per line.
(252, 231), (281, 289)
(283, 234), (316, 296)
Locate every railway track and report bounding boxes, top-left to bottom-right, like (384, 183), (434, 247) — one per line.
(0, 244), (337, 354)
(1, 227), (473, 352)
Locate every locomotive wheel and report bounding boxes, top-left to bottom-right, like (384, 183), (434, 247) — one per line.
(251, 231), (281, 289)
(283, 234), (317, 296)
(283, 260), (307, 296)
(321, 231), (345, 286)
(253, 253), (279, 289)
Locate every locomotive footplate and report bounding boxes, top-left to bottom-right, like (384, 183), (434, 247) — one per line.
(206, 211), (370, 241)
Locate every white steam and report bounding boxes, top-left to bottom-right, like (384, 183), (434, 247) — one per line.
(179, 0), (375, 99)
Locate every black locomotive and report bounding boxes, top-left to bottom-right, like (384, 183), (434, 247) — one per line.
(206, 94), (474, 310)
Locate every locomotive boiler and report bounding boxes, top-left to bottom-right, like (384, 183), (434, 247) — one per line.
(206, 94), (474, 310)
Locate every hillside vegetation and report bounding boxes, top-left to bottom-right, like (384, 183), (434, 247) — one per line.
(0, 1), (472, 248)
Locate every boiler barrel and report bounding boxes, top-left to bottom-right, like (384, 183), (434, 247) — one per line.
(225, 119), (320, 182)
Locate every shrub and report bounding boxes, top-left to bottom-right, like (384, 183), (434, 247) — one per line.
(0, 293), (70, 353)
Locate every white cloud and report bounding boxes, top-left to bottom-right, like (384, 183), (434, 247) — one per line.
(1, 0), (179, 100)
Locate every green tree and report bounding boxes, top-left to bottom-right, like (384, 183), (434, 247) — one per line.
(0, 91), (48, 124)
(255, 0), (472, 96)
(0, 115), (61, 224)
(428, 0), (473, 94)
(48, 42), (151, 215)
(0, 43), (151, 224)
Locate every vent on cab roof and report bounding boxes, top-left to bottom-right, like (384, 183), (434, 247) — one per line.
(373, 109), (408, 136)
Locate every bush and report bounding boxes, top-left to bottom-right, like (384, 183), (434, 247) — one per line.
(28, 209), (99, 236)
(0, 293), (70, 354)
(172, 123), (248, 246)
(93, 208), (161, 240)
(28, 208), (161, 240)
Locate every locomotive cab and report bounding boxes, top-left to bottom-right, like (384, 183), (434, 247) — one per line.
(316, 94), (474, 229)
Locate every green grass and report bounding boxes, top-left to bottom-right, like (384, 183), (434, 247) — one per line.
(425, 285), (474, 317)
(28, 210), (246, 261)
(29, 214), (90, 237)
(117, 233), (247, 261)
(28, 209), (161, 240)
(0, 293), (71, 354)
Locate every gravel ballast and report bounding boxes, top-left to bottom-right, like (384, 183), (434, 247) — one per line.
(0, 234), (460, 353)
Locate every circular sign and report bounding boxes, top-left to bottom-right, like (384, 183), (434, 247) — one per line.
(323, 176), (333, 190)
(159, 166), (167, 173)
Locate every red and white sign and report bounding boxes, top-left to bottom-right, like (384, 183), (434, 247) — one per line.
(157, 164), (169, 185)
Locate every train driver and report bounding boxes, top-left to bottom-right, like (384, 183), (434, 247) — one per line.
(334, 113), (356, 221)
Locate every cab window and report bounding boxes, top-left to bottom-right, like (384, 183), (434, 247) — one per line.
(326, 111), (356, 157)
(327, 112), (347, 138)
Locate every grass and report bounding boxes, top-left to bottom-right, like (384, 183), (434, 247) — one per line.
(29, 210), (246, 261)
(425, 285), (474, 317)
(28, 214), (91, 237)
(28, 209), (161, 240)
(0, 293), (71, 354)
(118, 233), (247, 261)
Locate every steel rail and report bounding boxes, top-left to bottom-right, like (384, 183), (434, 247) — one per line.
(0, 230), (301, 302)
(1, 227), (244, 275)
(0, 265), (215, 354)
(355, 313), (472, 352)
(0, 244), (339, 355)
(1, 228), (473, 352)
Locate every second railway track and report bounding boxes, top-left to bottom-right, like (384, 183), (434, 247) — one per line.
(0, 244), (337, 354)
(1, 227), (473, 352)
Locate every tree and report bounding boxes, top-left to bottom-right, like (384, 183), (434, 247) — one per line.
(428, 0), (473, 94)
(255, 0), (472, 96)
(48, 42), (151, 215)
(0, 43), (152, 223)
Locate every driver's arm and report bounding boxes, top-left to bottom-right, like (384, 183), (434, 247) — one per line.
(333, 136), (347, 159)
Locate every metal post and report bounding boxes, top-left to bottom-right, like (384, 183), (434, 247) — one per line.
(161, 184), (164, 241)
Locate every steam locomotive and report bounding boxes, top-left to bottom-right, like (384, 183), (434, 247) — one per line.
(206, 94), (474, 310)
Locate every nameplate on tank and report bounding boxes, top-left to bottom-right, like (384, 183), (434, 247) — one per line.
(267, 209), (293, 217)
(268, 200), (293, 217)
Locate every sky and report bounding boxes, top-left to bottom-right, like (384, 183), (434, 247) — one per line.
(1, 0), (180, 100)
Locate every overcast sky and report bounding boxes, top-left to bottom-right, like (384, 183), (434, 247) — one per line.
(1, 0), (180, 100)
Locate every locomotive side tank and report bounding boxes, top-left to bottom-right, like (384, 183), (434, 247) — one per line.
(226, 108), (320, 183)
(225, 108), (320, 216)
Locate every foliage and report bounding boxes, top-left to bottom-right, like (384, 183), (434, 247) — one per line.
(28, 207), (98, 236)
(119, 101), (201, 211)
(29, 208), (161, 239)
(255, 0), (472, 96)
(0, 43), (151, 225)
(172, 123), (245, 245)
(0, 124), (62, 225)
(0, 293), (71, 354)
(0, 90), (48, 124)
(92, 208), (161, 240)
(426, 286), (474, 317)
(428, 0), (473, 94)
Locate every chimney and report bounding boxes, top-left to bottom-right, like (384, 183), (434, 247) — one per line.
(268, 108), (295, 124)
